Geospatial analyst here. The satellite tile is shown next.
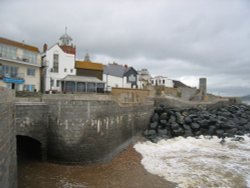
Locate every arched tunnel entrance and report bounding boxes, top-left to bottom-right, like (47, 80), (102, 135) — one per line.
(16, 135), (42, 162)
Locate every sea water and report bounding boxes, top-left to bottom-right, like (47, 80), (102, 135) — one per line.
(134, 135), (250, 188)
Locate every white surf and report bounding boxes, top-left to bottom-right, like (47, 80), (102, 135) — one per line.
(134, 135), (250, 188)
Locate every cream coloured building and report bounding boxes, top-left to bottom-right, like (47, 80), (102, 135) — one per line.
(0, 37), (41, 91)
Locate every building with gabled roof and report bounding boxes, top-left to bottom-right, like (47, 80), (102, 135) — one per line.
(103, 63), (138, 91)
(42, 29), (76, 93)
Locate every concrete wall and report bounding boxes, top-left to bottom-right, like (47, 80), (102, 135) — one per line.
(15, 102), (49, 160)
(44, 97), (153, 164)
(0, 87), (16, 188)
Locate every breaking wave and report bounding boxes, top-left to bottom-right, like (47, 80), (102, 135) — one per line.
(134, 135), (250, 188)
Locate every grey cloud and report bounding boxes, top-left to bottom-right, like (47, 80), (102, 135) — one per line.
(0, 0), (250, 96)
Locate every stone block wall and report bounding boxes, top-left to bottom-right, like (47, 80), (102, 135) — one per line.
(44, 98), (153, 164)
(15, 102), (49, 160)
(0, 88), (16, 188)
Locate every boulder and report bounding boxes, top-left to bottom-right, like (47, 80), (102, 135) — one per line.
(173, 127), (184, 136)
(144, 104), (250, 142)
(151, 113), (159, 122)
(191, 123), (200, 130)
(144, 129), (156, 136)
(171, 123), (180, 130)
(160, 112), (168, 120)
(157, 128), (168, 136)
(216, 129), (224, 138)
(149, 122), (158, 129)
(184, 116), (192, 124)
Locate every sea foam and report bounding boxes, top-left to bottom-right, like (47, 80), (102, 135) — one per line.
(134, 135), (250, 188)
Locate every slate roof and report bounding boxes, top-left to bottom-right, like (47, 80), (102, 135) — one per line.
(103, 63), (136, 77)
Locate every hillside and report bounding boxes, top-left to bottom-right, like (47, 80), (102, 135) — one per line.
(241, 95), (250, 101)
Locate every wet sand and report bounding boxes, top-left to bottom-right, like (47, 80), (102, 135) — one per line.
(18, 144), (176, 188)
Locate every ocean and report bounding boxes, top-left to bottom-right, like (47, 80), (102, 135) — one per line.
(242, 100), (250, 106)
(134, 135), (250, 188)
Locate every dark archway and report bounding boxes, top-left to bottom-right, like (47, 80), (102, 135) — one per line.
(16, 135), (42, 162)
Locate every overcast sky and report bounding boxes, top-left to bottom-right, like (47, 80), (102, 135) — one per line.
(1, 0), (250, 96)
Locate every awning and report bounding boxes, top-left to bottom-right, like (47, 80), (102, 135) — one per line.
(3, 77), (24, 84)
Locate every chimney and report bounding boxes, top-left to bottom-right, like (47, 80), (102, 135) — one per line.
(43, 43), (48, 53)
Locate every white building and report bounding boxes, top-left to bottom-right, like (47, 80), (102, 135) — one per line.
(42, 30), (76, 92)
(103, 63), (138, 91)
(137, 68), (151, 88)
(150, 76), (174, 88)
(0, 37), (41, 91)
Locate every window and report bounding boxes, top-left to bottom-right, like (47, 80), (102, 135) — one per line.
(50, 79), (54, 87)
(64, 68), (67, 72)
(70, 69), (73, 73)
(0, 64), (2, 76)
(128, 74), (136, 82)
(151, 80), (154, 84)
(159, 80), (161, 84)
(2, 65), (18, 77)
(11, 67), (18, 77)
(0, 44), (17, 60)
(27, 68), (35, 76)
(56, 80), (60, 87)
(53, 54), (59, 72)
(65, 81), (75, 92)
(23, 84), (35, 91)
(87, 83), (95, 92)
(163, 79), (165, 84)
(3, 65), (9, 76)
(23, 50), (37, 64)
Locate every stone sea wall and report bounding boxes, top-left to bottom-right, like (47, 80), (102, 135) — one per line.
(15, 102), (49, 160)
(44, 97), (153, 163)
(0, 88), (16, 188)
(14, 92), (153, 164)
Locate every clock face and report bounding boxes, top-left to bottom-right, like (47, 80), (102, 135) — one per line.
(128, 74), (136, 82)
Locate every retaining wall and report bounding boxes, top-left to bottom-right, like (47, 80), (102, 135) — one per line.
(15, 102), (49, 160)
(44, 97), (153, 163)
(0, 88), (16, 188)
